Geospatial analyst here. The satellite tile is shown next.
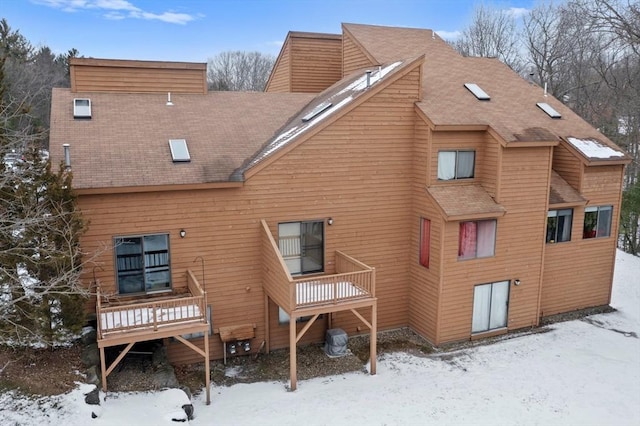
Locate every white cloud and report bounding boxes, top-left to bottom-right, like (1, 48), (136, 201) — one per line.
(435, 30), (461, 41)
(32, 0), (199, 25)
(506, 7), (530, 19)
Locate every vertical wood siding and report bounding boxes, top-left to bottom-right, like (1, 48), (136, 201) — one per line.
(80, 69), (421, 364)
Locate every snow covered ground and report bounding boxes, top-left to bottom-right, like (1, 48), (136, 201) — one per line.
(1, 250), (639, 426)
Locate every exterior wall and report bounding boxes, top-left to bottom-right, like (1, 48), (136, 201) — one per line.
(541, 164), (624, 316)
(70, 58), (207, 94)
(290, 36), (342, 93)
(264, 42), (291, 93)
(437, 145), (552, 344)
(342, 32), (375, 76)
(408, 121), (442, 343)
(80, 68), (421, 364)
(552, 143), (583, 191)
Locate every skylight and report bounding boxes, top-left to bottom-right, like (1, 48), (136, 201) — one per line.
(302, 101), (332, 122)
(464, 83), (490, 101)
(169, 139), (190, 162)
(537, 102), (561, 119)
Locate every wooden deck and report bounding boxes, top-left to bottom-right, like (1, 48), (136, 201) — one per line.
(96, 269), (211, 404)
(260, 219), (377, 390)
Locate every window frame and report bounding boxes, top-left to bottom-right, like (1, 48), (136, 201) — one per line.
(278, 220), (325, 276)
(458, 219), (497, 260)
(114, 233), (172, 295)
(419, 218), (430, 268)
(472, 280), (510, 334)
(546, 209), (573, 244)
(583, 205), (613, 239)
(437, 150), (476, 181)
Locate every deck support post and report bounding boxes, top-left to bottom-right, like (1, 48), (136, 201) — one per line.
(99, 346), (107, 393)
(370, 301), (377, 375)
(289, 313), (297, 391)
(204, 328), (211, 405)
(264, 294), (270, 354)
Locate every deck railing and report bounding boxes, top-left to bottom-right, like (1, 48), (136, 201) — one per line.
(96, 269), (207, 340)
(261, 219), (375, 312)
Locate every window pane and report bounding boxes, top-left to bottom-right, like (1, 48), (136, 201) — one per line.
(301, 221), (323, 274)
(472, 284), (491, 333)
(583, 210), (598, 239)
(557, 209), (573, 242)
(546, 216), (558, 243)
(476, 220), (496, 257)
(420, 218), (430, 268)
(456, 151), (475, 178)
(143, 234), (170, 292)
(458, 221), (477, 259)
(115, 237), (144, 294)
(489, 281), (509, 329)
(438, 151), (456, 180)
(597, 206), (612, 237)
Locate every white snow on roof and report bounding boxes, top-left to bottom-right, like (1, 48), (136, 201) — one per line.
(567, 137), (625, 159)
(240, 61), (404, 173)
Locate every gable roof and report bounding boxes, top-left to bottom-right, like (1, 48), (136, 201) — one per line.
(344, 23), (628, 159)
(50, 89), (313, 191)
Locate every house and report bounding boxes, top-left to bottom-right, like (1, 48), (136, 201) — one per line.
(49, 23), (630, 399)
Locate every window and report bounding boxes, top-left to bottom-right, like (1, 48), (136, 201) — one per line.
(169, 139), (190, 162)
(278, 221), (324, 275)
(546, 209), (573, 243)
(419, 218), (430, 268)
(472, 281), (509, 333)
(438, 150), (475, 180)
(278, 307), (319, 325)
(114, 234), (171, 294)
(583, 206), (612, 239)
(458, 220), (496, 260)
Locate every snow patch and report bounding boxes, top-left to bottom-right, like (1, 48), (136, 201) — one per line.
(567, 137), (625, 159)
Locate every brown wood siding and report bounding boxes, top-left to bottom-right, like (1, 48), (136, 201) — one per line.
(71, 63), (207, 94)
(265, 42), (291, 93)
(437, 146), (552, 343)
(342, 32), (375, 76)
(541, 164), (624, 316)
(80, 69), (420, 364)
(428, 131), (498, 196)
(552, 144), (582, 191)
(290, 37), (342, 93)
(407, 121), (441, 343)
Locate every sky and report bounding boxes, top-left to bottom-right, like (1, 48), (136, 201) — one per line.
(0, 249), (639, 425)
(2, 0), (536, 62)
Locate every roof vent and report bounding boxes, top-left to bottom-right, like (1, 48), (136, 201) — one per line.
(169, 139), (190, 162)
(464, 83), (490, 101)
(302, 101), (332, 122)
(73, 98), (91, 119)
(537, 102), (561, 119)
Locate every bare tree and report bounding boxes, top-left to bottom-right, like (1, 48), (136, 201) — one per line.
(207, 51), (275, 91)
(454, 4), (523, 72)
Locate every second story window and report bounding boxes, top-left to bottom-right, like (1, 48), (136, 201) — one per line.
(438, 150), (475, 180)
(583, 206), (612, 239)
(114, 234), (171, 295)
(546, 209), (573, 243)
(459, 219), (496, 260)
(278, 221), (324, 275)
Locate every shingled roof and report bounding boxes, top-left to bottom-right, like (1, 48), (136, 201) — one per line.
(343, 23), (629, 155)
(50, 89), (313, 190)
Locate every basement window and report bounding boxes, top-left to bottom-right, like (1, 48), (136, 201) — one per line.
(464, 83), (490, 101)
(169, 139), (190, 162)
(537, 102), (562, 119)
